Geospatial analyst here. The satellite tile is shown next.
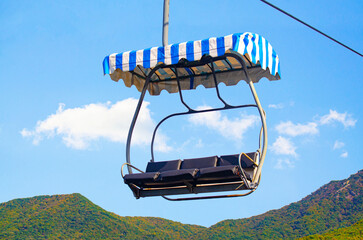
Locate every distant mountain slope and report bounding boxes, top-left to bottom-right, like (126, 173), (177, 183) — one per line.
(0, 193), (205, 240)
(194, 170), (362, 240)
(0, 170), (361, 239)
(298, 219), (363, 240)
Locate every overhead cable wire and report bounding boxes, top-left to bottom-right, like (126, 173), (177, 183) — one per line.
(260, 0), (363, 58)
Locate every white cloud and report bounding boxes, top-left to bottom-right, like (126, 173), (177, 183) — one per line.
(268, 101), (294, 109)
(275, 121), (319, 137)
(21, 99), (171, 151)
(274, 158), (295, 169)
(270, 110), (356, 167)
(196, 139), (204, 148)
(333, 140), (345, 150)
(340, 151), (348, 158)
(268, 103), (284, 109)
(274, 110), (356, 138)
(270, 136), (297, 157)
(154, 134), (173, 153)
(188, 106), (259, 143)
(319, 110), (357, 128)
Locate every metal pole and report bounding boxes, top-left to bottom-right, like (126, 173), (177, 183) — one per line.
(162, 0), (170, 46)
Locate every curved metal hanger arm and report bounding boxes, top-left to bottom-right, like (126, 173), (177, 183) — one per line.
(125, 65), (164, 174)
(224, 52), (268, 184)
(150, 103), (257, 162)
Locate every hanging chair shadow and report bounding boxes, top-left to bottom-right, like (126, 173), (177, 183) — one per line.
(103, 32), (281, 201)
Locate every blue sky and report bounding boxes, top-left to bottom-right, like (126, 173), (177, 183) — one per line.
(1, 0), (362, 227)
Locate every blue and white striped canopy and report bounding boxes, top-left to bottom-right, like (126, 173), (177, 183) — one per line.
(103, 32), (280, 95)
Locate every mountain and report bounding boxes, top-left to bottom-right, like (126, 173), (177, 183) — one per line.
(298, 219), (363, 240)
(0, 193), (205, 240)
(0, 170), (361, 239)
(193, 170), (363, 239)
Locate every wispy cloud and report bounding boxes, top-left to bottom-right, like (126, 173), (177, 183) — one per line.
(340, 151), (348, 158)
(268, 101), (294, 110)
(21, 99), (171, 152)
(275, 110), (356, 139)
(196, 139), (204, 148)
(188, 106), (259, 144)
(275, 121), (319, 137)
(270, 136), (297, 157)
(271, 110), (356, 166)
(333, 140), (345, 150)
(270, 136), (298, 169)
(268, 103), (284, 109)
(274, 158), (295, 169)
(319, 110), (357, 128)
(332, 140), (348, 158)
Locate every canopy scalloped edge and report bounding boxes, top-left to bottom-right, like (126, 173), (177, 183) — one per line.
(103, 32), (281, 95)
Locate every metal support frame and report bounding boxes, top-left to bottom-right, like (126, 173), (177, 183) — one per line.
(125, 66), (159, 174)
(162, 0), (170, 47)
(123, 52), (267, 200)
(150, 104), (257, 162)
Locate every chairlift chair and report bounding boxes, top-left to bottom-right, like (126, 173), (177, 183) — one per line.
(103, 32), (280, 200)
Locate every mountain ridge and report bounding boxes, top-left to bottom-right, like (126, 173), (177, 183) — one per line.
(194, 170), (362, 239)
(0, 193), (204, 239)
(0, 170), (362, 239)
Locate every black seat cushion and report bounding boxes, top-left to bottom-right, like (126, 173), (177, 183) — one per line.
(146, 159), (181, 172)
(197, 165), (254, 184)
(155, 156), (217, 187)
(181, 156), (218, 169)
(160, 169), (199, 182)
(124, 172), (160, 187)
(199, 165), (239, 180)
(219, 152), (257, 168)
(124, 160), (182, 188)
(195, 153), (258, 184)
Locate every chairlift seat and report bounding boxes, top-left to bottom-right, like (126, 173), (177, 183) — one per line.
(123, 172), (160, 187)
(158, 156), (218, 184)
(124, 159), (181, 187)
(123, 153), (258, 199)
(124, 154), (258, 188)
(220, 153), (257, 168)
(146, 159), (182, 172)
(221, 153), (257, 181)
(197, 152), (257, 184)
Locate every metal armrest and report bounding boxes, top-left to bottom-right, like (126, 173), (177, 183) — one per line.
(121, 163), (145, 178)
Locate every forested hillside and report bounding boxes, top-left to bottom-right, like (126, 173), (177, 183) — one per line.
(298, 219), (363, 240)
(0, 193), (204, 239)
(0, 170), (361, 239)
(194, 170), (362, 239)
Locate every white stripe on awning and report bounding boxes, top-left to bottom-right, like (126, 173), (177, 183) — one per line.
(103, 32), (281, 95)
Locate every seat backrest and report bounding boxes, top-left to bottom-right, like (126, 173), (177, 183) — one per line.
(146, 159), (182, 172)
(219, 152), (257, 168)
(181, 156), (218, 169)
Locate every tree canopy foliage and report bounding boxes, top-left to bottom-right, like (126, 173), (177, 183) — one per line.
(193, 170), (362, 239)
(0, 193), (205, 239)
(0, 170), (361, 239)
(298, 219), (363, 240)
